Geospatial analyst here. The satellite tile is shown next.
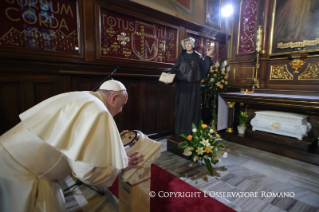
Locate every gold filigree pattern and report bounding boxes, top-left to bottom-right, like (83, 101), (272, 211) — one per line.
(123, 48), (131, 57)
(107, 27), (115, 37)
(140, 26), (145, 59)
(158, 53), (163, 62)
(131, 22), (158, 61)
(270, 65), (293, 80)
(169, 41), (175, 48)
(298, 63), (319, 80)
(159, 41), (165, 51)
(0, 27), (78, 52)
(102, 45), (110, 55)
(289, 59), (305, 74)
(135, 27), (156, 38)
(111, 42), (120, 52)
(166, 51), (171, 60)
(237, 0), (258, 53)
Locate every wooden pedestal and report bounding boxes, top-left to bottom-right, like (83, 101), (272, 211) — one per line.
(119, 168), (151, 212)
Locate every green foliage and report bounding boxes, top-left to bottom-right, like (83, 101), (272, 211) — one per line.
(178, 120), (228, 175)
(238, 111), (249, 126)
(178, 141), (188, 149)
(201, 60), (232, 126)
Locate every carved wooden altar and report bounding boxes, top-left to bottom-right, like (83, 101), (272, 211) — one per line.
(220, 91), (319, 165)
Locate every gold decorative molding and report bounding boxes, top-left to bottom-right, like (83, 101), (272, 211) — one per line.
(253, 77), (260, 88)
(227, 102), (236, 108)
(253, 53), (260, 89)
(289, 59), (305, 74)
(256, 26), (263, 52)
(298, 63), (319, 80)
(240, 88), (254, 94)
(270, 65), (293, 80)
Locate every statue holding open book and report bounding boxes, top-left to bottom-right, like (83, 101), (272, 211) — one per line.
(161, 37), (214, 135)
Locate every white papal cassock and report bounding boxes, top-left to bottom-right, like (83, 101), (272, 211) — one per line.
(0, 91), (128, 212)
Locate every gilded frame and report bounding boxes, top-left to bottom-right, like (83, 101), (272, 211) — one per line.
(269, 0), (319, 56)
(205, 0), (221, 29)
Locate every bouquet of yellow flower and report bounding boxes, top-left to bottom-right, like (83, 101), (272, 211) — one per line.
(178, 120), (227, 175)
(201, 60), (232, 126)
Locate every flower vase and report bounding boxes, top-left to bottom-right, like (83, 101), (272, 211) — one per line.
(237, 125), (246, 134)
(198, 157), (204, 165)
(189, 157), (204, 167)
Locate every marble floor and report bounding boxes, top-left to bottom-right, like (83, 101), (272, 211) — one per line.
(64, 138), (319, 212)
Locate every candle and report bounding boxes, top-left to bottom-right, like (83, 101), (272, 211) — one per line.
(256, 26), (263, 52)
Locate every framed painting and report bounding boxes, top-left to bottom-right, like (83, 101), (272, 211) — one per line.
(205, 0), (221, 29)
(269, 0), (319, 56)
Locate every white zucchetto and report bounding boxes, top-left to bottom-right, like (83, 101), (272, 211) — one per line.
(99, 80), (126, 91)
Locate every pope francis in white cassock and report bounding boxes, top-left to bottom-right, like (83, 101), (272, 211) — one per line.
(0, 80), (144, 212)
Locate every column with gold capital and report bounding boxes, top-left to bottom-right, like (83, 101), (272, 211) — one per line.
(226, 102), (236, 133)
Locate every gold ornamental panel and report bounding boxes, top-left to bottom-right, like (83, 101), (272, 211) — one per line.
(270, 65), (293, 80)
(298, 63), (319, 80)
(289, 59), (305, 74)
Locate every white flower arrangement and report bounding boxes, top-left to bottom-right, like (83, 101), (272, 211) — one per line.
(178, 121), (227, 175)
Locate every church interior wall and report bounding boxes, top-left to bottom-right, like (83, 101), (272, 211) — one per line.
(0, 0), (318, 162)
(130, 0), (230, 35)
(0, 0), (226, 138)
